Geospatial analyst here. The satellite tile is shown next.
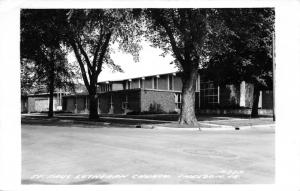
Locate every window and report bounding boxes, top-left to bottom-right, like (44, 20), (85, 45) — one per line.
(175, 93), (182, 109)
(200, 81), (219, 108)
(153, 77), (158, 89)
(168, 75), (173, 90)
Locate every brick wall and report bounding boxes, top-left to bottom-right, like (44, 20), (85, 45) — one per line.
(140, 90), (176, 113)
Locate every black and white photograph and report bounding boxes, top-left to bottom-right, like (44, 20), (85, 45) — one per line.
(1, 0), (300, 190)
(19, 8), (276, 184)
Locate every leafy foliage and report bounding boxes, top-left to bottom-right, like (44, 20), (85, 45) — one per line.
(61, 9), (143, 92)
(203, 8), (275, 89)
(143, 9), (238, 70)
(20, 9), (78, 95)
(142, 8), (274, 123)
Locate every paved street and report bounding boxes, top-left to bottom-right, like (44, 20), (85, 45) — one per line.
(22, 123), (274, 184)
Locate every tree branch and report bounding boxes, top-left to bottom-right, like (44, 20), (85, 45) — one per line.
(76, 39), (93, 72)
(92, 32), (104, 69)
(68, 37), (90, 89)
(95, 32), (112, 76)
(158, 16), (185, 65)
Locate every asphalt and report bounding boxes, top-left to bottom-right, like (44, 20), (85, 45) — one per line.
(22, 123), (274, 184)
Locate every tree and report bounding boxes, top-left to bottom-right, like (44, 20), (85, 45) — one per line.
(21, 10), (77, 117)
(204, 8), (275, 117)
(143, 9), (233, 126)
(59, 9), (142, 120)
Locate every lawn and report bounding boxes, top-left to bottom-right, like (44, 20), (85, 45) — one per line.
(22, 122), (274, 184)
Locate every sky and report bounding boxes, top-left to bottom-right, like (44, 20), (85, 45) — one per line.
(69, 40), (179, 83)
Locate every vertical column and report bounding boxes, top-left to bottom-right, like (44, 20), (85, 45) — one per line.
(239, 81), (246, 107)
(152, 77), (154, 89)
(258, 91), (262, 108)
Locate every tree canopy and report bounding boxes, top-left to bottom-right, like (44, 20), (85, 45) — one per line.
(204, 8), (275, 88)
(142, 8), (274, 123)
(21, 9), (78, 117)
(59, 9), (143, 119)
(203, 8), (275, 117)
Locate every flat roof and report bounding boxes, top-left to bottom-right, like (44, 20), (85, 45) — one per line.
(97, 71), (181, 84)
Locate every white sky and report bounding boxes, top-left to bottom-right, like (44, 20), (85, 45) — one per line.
(68, 40), (178, 83)
(99, 40), (178, 82)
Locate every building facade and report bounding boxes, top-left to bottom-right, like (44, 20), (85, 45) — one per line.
(62, 71), (274, 115)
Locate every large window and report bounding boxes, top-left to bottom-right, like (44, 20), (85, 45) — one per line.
(200, 81), (219, 108)
(175, 93), (182, 109)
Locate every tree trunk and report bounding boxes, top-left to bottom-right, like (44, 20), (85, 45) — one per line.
(251, 85), (260, 118)
(48, 61), (55, 118)
(178, 69), (199, 126)
(88, 85), (99, 120)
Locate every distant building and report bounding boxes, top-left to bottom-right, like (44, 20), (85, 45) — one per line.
(21, 91), (66, 113)
(21, 84), (87, 113)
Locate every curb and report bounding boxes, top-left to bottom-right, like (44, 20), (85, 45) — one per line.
(153, 126), (236, 131)
(147, 124), (275, 131)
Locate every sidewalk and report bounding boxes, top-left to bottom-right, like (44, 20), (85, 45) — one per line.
(21, 113), (275, 131)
